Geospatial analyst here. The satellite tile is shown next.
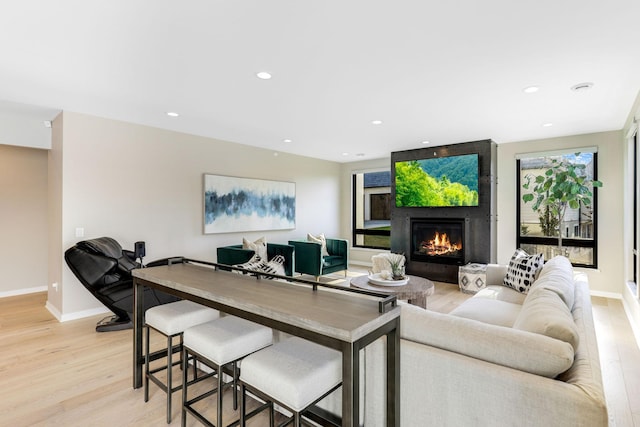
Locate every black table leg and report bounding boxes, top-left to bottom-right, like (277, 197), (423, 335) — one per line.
(133, 278), (144, 389)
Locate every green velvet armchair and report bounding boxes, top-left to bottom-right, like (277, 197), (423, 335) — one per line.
(288, 238), (348, 280)
(216, 243), (295, 276)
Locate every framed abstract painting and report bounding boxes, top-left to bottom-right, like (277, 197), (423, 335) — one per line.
(203, 174), (296, 234)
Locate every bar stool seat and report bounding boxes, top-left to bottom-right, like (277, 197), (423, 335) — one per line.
(239, 336), (342, 427)
(145, 300), (220, 423)
(182, 316), (273, 427)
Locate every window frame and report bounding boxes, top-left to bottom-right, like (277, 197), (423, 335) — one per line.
(515, 151), (599, 269)
(352, 173), (391, 250)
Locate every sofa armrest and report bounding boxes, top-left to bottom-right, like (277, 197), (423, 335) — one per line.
(288, 240), (323, 276)
(485, 263), (507, 285)
(216, 245), (254, 267)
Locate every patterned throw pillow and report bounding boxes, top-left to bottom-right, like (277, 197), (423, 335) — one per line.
(233, 254), (285, 278)
(503, 248), (544, 293)
(261, 254), (286, 276)
(243, 237), (268, 261)
(233, 254), (266, 273)
(307, 233), (329, 257)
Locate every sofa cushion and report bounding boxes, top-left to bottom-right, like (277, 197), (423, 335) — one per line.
(531, 255), (575, 310)
(323, 255), (345, 268)
(503, 248), (544, 293)
(474, 285), (528, 305)
(449, 297), (522, 327)
(513, 285), (580, 351)
(243, 237), (268, 261)
(401, 302), (574, 377)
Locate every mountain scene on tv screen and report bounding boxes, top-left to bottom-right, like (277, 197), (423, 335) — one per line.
(395, 155), (479, 207)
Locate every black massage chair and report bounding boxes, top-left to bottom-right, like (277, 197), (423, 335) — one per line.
(64, 237), (181, 332)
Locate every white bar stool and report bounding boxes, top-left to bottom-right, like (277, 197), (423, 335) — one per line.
(182, 316), (273, 427)
(145, 300), (220, 423)
(239, 336), (342, 427)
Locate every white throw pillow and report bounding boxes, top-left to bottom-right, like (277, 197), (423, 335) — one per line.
(243, 237), (268, 261)
(503, 248), (544, 293)
(307, 233), (329, 257)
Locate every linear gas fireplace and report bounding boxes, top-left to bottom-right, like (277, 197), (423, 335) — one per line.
(411, 218), (469, 265)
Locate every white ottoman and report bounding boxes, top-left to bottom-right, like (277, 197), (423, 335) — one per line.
(458, 263), (488, 294)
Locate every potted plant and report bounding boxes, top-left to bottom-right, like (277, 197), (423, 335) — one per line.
(521, 153), (602, 256)
(387, 252), (406, 280)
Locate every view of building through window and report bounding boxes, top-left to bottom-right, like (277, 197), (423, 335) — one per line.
(517, 152), (598, 267)
(352, 171), (391, 249)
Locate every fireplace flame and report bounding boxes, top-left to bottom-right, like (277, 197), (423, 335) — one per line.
(420, 231), (462, 256)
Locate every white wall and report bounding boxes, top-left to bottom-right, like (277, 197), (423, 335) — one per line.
(0, 144), (48, 296)
(49, 111), (342, 318)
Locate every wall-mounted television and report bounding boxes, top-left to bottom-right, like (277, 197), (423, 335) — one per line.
(395, 153), (479, 207)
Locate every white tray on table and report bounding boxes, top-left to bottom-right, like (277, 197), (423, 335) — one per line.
(368, 273), (409, 287)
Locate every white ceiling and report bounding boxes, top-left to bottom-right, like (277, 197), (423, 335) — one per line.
(1, 1), (639, 162)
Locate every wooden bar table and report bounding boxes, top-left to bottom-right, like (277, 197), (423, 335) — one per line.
(132, 260), (400, 427)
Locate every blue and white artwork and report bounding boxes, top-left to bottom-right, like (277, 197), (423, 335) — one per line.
(204, 174), (296, 234)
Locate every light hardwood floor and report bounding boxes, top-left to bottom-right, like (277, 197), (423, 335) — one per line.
(1, 273), (639, 426)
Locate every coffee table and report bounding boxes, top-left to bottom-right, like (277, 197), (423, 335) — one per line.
(350, 274), (435, 309)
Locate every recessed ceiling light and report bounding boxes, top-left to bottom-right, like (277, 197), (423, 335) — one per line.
(283, 139), (292, 143)
(371, 120), (383, 125)
(355, 153), (365, 157)
(542, 123), (553, 127)
(571, 82), (594, 92)
(342, 152), (350, 156)
(256, 72), (272, 80)
(523, 86), (539, 94)
(166, 112), (179, 117)
(421, 140), (430, 145)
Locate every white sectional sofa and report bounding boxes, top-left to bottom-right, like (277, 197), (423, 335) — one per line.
(320, 255), (608, 426)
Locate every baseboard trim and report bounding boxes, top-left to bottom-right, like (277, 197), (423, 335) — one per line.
(590, 290), (622, 300)
(45, 301), (110, 323)
(0, 286), (47, 298)
(621, 285), (640, 351)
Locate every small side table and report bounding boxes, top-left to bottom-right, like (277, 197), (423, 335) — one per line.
(458, 263), (488, 294)
(350, 274), (435, 309)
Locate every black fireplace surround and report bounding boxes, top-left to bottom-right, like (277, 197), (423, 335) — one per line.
(391, 139), (497, 283)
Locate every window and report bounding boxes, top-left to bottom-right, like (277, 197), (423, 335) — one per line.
(516, 150), (599, 268)
(352, 171), (391, 249)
